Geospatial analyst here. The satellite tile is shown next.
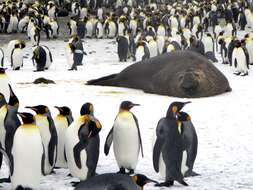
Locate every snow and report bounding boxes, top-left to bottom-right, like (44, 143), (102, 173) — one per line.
(0, 38), (253, 190)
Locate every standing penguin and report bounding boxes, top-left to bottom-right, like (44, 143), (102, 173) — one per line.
(10, 44), (23, 70)
(54, 106), (73, 168)
(153, 101), (190, 187)
(11, 112), (43, 190)
(202, 33), (217, 62)
(32, 45), (47, 72)
(244, 34), (253, 65)
(65, 103), (102, 181)
(0, 68), (10, 102)
(104, 101), (144, 174)
(135, 41), (150, 62)
(231, 40), (249, 76)
(41, 45), (53, 70)
(95, 19), (104, 39)
(177, 111), (198, 177)
(117, 35), (129, 62)
(26, 105), (58, 175)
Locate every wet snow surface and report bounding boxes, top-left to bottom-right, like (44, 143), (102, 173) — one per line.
(0, 38), (253, 190)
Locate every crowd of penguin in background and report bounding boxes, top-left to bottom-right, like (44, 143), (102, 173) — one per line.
(0, 0), (253, 75)
(0, 0), (252, 189)
(0, 67), (197, 189)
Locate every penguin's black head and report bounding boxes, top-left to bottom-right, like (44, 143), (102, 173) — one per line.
(14, 44), (19, 48)
(19, 41), (26, 49)
(26, 105), (49, 115)
(132, 174), (158, 187)
(166, 101), (191, 118)
(234, 40), (241, 48)
(55, 106), (72, 116)
(120, 101), (140, 111)
(177, 111), (191, 122)
(8, 84), (19, 108)
(18, 112), (35, 124)
(80, 102), (94, 116)
(0, 67), (6, 74)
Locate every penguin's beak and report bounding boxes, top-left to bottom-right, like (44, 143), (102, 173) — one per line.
(131, 103), (140, 107)
(54, 106), (62, 112)
(145, 178), (159, 184)
(25, 106), (37, 112)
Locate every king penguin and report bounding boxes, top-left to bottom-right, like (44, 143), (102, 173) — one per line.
(54, 106), (73, 168)
(26, 105), (58, 175)
(10, 43), (23, 70)
(11, 112), (43, 190)
(232, 40), (249, 76)
(74, 173), (158, 190)
(65, 102), (102, 182)
(0, 68), (10, 102)
(104, 101), (144, 175)
(4, 84), (21, 180)
(177, 111), (199, 177)
(153, 101), (190, 187)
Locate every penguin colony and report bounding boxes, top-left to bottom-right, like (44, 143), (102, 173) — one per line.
(0, 67), (199, 189)
(0, 0), (251, 188)
(0, 0), (252, 75)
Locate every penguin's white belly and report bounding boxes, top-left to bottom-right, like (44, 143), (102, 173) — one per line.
(156, 37), (164, 54)
(43, 48), (52, 69)
(246, 42), (253, 63)
(96, 24), (103, 38)
(12, 49), (23, 69)
(148, 42), (158, 58)
(113, 118), (140, 169)
(159, 153), (166, 178)
(0, 75), (10, 102)
(135, 47), (145, 62)
(65, 126), (88, 180)
(181, 150), (189, 175)
(11, 127), (43, 189)
(86, 22), (93, 37)
(36, 117), (53, 174)
(203, 37), (213, 53)
(0, 106), (7, 149)
(118, 23), (125, 36)
(65, 47), (74, 67)
(54, 118), (68, 168)
(232, 48), (247, 72)
(108, 23), (116, 38)
(157, 27), (166, 36)
(7, 40), (18, 63)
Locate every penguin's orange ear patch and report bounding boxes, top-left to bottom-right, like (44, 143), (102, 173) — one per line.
(187, 116), (191, 121)
(172, 106), (178, 113)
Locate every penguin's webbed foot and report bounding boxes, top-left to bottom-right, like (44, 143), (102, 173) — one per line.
(178, 180), (188, 186)
(117, 167), (126, 174)
(71, 181), (80, 187)
(184, 170), (200, 177)
(67, 173), (72, 177)
(155, 180), (174, 187)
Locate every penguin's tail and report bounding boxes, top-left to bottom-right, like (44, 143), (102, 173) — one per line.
(86, 73), (118, 86)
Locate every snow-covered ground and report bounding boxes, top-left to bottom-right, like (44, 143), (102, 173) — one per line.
(0, 38), (253, 190)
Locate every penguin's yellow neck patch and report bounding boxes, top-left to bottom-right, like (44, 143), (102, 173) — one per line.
(0, 73), (7, 78)
(20, 124), (37, 129)
(118, 110), (132, 119)
(35, 114), (47, 120)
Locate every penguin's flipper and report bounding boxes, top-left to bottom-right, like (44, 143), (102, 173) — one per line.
(104, 127), (113, 156)
(41, 146), (46, 175)
(242, 46), (250, 69)
(153, 138), (164, 172)
(73, 141), (86, 169)
(48, 116), (58, 167)
(133, 114), (144, 157)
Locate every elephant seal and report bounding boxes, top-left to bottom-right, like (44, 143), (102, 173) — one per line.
(87, 51), (231, 98)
